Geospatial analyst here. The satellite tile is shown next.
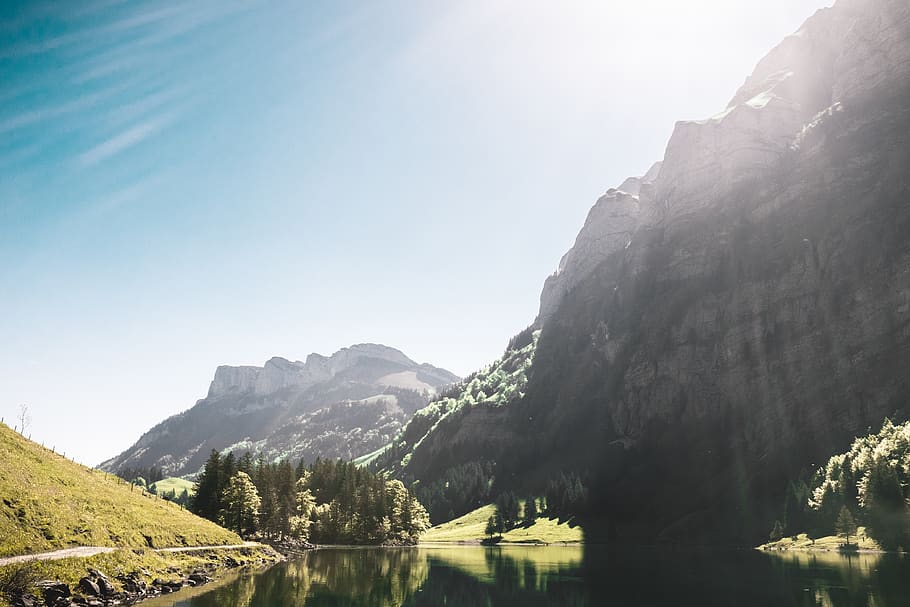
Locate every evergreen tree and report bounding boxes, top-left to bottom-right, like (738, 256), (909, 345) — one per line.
(495, 491), (520, 529)
(191, 450), (223, 520)
(239, 451), (254, 475)
(523, 496), (538, 525)
(485, 516), (496, 541)
(835, 506), (857, 545)
(769, 520), (784, 542)
(190, 450), (432, 546)
(275, 460), (296, 539)
(864, 458), (908, 549)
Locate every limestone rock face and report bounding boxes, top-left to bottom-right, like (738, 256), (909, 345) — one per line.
(538, 0), (910, 322)
(393, 0), (910, 542)
(538, 163), (658, 323)
(528, 0), (910, 540)
(100, 345), (458, 477)
(206, 345), (418, 398)
(208, 365), (261, 397)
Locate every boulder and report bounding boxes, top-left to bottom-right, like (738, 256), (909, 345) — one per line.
(95, 576), (115, 597)
(36, 581), (70, 606)
(77, 578), (99, 597)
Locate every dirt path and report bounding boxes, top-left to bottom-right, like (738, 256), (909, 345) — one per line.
(0, 542), (261, 566)
(0, 547), (116, 566)
(156, 542), (259, 553)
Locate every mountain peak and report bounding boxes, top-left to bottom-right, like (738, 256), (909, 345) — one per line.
(207, 344), (426, 398)
(103, 343), (459, 476)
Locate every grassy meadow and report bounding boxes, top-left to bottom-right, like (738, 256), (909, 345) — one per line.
(421, 503), (584, 544)
(150, 476), (196, 496)
(0, 422), (240, 557)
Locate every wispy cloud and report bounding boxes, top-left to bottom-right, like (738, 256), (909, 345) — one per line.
(0, 1), (251, 60)
(97, 4), (191, 34)
(0, 80), (131, 136)
(104, 86), (186, 129)
(0, 139), (47, 171)
(78, 115), (172, 167)
(0, 30), (84, 60)
(1, 0), (250, 172)
(86, 172), (166, 216)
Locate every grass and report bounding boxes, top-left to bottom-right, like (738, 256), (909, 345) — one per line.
(150, 477), (196, 496)
(0, 422), (240, 558)
(501, 517), (584, 544)
(758, 528), (881, 552)
(0, 545), (278, 607)
(353, 444), (389, 467)
(421, 503), (584, 544)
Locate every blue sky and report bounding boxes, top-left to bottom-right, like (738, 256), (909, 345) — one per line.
(1, 0), (830, 466)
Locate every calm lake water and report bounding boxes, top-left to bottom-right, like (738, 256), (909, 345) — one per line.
(144, 545), (910, 607)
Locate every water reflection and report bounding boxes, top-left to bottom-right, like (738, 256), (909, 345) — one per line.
(150, 545), (910, 607)
(407, 546), (586, 607)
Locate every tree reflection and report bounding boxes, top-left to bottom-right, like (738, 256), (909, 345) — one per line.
(166, 545), (910, 607)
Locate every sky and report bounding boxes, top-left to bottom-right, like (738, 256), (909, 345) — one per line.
(0, 0), (832, 467)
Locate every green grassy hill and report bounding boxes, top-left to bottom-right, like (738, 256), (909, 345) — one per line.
(150, 476), (196, 496)
(421, 503), (584, 544)
(0, 423), (239, 557)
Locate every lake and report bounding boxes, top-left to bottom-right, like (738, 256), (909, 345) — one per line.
(143, 545), (910, 606)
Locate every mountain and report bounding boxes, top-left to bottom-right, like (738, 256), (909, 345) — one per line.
(101, 344), (458, 478)
(379, 0), (910, 542)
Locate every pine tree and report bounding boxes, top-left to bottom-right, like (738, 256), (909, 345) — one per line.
(485, 516), (496, 541)
(275, 460), (297, 539)
(835, 506), (857, 545)
(769, 520), (784, 542)
(523, 496), (538, 525)
(864, 458), (908, 549)
(495, 491), (520, 529)
(191, 450), (223, 520)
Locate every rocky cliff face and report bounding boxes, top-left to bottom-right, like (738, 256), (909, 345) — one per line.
(388, 0), (910, 541)
(539, 163), (659, 323)
(101, 344), (458, 477)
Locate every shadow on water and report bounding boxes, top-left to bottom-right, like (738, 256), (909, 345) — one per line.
(150, 545), (910, 607)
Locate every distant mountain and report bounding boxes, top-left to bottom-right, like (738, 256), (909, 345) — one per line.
(100, 344), (458, 478)
(379, 0), (910, 542)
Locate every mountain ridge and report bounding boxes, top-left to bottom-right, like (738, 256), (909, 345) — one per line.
(101, 344), (458, 478)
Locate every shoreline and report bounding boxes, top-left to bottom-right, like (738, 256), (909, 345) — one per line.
(0, 544), (282, 607)
(419, 540), (584, 547)
(758, 545), (889, 555)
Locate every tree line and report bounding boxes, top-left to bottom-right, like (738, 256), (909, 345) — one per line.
(770, 419), (910, 549)
(190, 450), (430, 545)
(484, 475), (587, 540)
(118, 465), (165, 486)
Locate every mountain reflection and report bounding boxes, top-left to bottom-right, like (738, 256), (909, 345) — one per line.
(154, 546), (910, 607)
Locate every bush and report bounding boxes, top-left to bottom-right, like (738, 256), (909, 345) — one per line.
(0, 563), (39, 602)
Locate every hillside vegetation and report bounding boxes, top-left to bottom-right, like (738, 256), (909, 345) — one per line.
(421, 503), (583, 544)
(0, 423), (240, 558)
(191, 451), (430, 545)
(150, 476), (196, 496)
(375, 328), (540, 522)
(771, 419), (910, 550)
